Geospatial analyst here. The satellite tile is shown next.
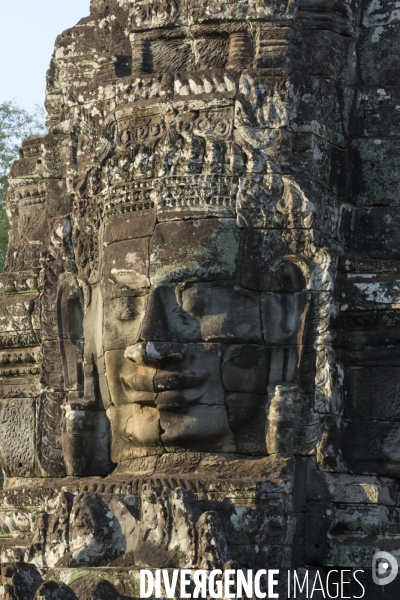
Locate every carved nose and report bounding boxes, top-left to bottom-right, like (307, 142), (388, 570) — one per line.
(124, 342), (184, 366)
(138, 288), (175, 342)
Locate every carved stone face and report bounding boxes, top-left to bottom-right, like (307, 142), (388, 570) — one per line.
(83, 15), (313, 464)
(100, 214), (309, 461)
(25, 0), (316, 470)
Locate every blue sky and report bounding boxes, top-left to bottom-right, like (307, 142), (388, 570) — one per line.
(0, 0), (91, 112)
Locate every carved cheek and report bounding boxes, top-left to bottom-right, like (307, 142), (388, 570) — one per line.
(103, 295), (148, 352)
(107, 404), (162, 448)
(104, 238), (150, 292)
(181, 284), (262, 343)
(159, 405), (236, 453)
(261, 292), (309, 345)
(125, 407), (160, 444)
(222, 344), (269, 394)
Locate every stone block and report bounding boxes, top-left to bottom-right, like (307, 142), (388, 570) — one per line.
(235, 175), (285, 229)
(10, 155), (39, 178)
(237, 72), (352, 145)
(135, 485), (230, 569)
(304, 501), (336, 566)
(104, 210), (157, 244)
(87, 411), (113, 476)
(298, 345), (317, 394)
(149, 219), (239, 286)
(60, 339), (84, 392)
(39, 133), (70, 179)
(103, 293), (148, 351)
(288, 76), (354, 146)
(237, 229), (288, 291)
(319, 415), (400, 477)
(341, 419), (400, 477)
(294, 29), (354, 82)
(340, 277), (400, 311)
(339, 342), (400, 367)
(343, 367), (371, 420)
(0, 294), (40, 345)
(180, 282), (262, 343)
(157, 174), (237, 221)
(115, 280), (263, 343)
(356, 85), (400, 138)
(359, 23), (400, 86)
(351, 140), (400, 206)
(103, 237), (150, 296)
(261, 292), (310, 345)
(0, 398), (36, 477)
(268, 345), (310, 386)
(222, 345), (269, 393)
(295, 399), (321, 456)
(306, 500), (390, 568)
(291, 513), (306, 568)
(352, 206), (400, 259)
(107, 404), (163, 461)
(233, 405), (267, 455)
(160, 405), (237, 453)
(44, 179), (72, 218)
(82, 284), (104, 361)
(291, 134), (346, 195)
(34, 581), (77, 599)
(370, 368), (400, 420)
(0, 563), (43, 600)
(344, 366), (400, 422)
(70, 578), (119, 599)
(306, 464), (400, 506)
(224, 389), (268, 449)
(97, 355), (112, 410)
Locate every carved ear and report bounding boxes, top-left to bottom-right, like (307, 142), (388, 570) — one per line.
(278, 262), (307, 293)
(269, 261), (306, 293)
(57, 277), (84, 395)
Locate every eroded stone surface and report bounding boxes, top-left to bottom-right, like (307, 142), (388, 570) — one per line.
(2, 0), (400, 596)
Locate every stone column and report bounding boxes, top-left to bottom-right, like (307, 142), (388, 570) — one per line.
(227, 32), (252, 68)
(266, 384), (302, 455)
(130, 34), (152, 73)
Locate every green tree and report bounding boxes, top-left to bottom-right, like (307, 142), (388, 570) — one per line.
(0, 101), (46, 272)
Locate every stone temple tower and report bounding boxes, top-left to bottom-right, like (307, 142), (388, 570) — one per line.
(0, 0), (400, 596)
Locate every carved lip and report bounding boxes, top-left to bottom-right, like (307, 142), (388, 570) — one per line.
(121, 370), (206, 392)
(156, 391), (190, 411)
(120, 370), (208, 406)
(154, 371), (207, 391)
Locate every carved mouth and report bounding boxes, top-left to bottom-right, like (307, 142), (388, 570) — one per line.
(155, 391), (188, 411)
(121, 370), (206, 392)
(154, 371), (206, 391)
(120, 370), (207, 410)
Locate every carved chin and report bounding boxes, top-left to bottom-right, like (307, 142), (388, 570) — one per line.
(159, 405), (236, 453)
(108, 402), (238, 454)
(124, 405), (161, 446)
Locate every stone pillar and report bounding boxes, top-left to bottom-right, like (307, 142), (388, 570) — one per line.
(266, 384), (302, 455)
(130, 34), (152, 73)
(62, 401), (92, 477)
(227, 32), (252, 68)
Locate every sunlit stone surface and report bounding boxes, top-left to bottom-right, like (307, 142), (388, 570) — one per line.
(1, 0), (400, 596)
